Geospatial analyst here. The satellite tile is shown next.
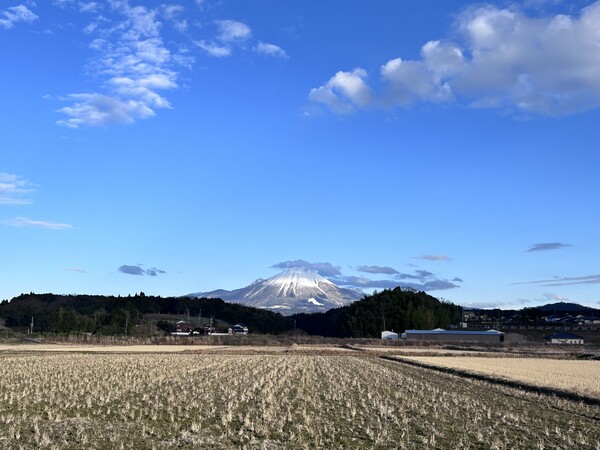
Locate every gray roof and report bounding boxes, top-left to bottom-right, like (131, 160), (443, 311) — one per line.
(405, 329), (504, 336)
(544, 332), (584, 340)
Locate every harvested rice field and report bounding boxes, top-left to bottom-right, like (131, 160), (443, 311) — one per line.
(403, 356), (600, 398)
(0, 352), (598, 449)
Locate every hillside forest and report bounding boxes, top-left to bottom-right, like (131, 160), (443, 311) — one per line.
(0, 288), (462, 338)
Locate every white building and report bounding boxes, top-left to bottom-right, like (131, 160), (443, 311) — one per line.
(381, 330), (398, 340)
(544, 332), (584, 345)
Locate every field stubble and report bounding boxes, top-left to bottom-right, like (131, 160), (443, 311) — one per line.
(0, 353), (598, 449)
(403, 356), (600, 399)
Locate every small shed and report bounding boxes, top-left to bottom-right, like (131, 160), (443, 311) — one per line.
(381, 331), (399, 340)
(544, 332), (584, 345)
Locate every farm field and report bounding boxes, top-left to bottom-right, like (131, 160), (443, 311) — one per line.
(404, 356), (600, 398)
(0, 353), (599, 449)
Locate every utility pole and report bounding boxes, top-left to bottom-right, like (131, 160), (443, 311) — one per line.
(29, 316), (34, 335)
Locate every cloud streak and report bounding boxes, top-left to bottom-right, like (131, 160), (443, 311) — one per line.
(118, 264), (167, 276)
(413, 254), (450, 262)
(1, 217), (73, 230)
(356, 265), (399, 275)
(254, 42), (288, 58)
(527, 242), (571, 252)
(514, 274), (600, 287)
(310, 2), (600, 116)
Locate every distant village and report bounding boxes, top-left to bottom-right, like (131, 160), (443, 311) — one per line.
(170, 320), (249, 337)
(379, 307), (600, 346)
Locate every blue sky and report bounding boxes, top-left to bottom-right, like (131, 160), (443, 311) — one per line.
(2, 0), (600, 309)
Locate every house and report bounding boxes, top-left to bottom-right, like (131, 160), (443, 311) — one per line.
(232, 323), (248, 335)
(381, 331), (398, 340)
(404, 329), (505, 344)
(171, 320), (193, 336)
(544, 331), (584, 345)
(575, 316), (600, 325)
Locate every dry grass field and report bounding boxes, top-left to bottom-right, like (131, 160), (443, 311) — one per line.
(404, 356), (600, 398)
(0, 352), (598, 449)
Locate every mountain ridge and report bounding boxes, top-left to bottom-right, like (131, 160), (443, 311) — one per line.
(187, 267), (363, 315)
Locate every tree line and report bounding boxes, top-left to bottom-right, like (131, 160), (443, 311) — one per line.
(0, 288), (461, 337)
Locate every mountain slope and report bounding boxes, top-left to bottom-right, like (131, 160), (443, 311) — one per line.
(188, 268), (363, 314)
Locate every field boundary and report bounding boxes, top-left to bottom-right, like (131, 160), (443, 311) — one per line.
(381, 355), (600, 410)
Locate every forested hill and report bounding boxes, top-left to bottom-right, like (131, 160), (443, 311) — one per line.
(0, 293), (292, 335)
(293, 288), (462, 338)
(0, 288), (461, 337)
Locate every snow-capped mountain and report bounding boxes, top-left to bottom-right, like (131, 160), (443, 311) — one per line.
(187, 267), (363, 315)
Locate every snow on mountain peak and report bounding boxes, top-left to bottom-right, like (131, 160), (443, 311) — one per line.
(188, 266), (363, 315)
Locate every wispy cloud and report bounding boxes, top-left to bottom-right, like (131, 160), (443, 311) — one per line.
(254, 42), (288, 58)
(79, 2), (101, 14)
(56, 2), (182, 128)
(196, 19), (288, 60)
(540, 293), (570, 302)
(413, 254), (450, 262)
(273, 260), (341, 277)
(0, 4), (38, 29)
(334, 268), (461, 292)
(527, 242), (571, 252)
(161, 4), (187, 32)
(272, 259), (461, 292)
(65, 267), (87, 273)
(356, 265), (399, 275)
(0, 172), (36, 205)
(310, 1), (600, 117)
(216, 19), (251, 42)
(196, 40), (231, 57)
(514, 274), (600, 287)
(118, 264), (167, 276)
(53, 4), (287, 126)
(333, 274), (460, 292)
(196, 19), (251, 57)
(1, 217), (73, 230)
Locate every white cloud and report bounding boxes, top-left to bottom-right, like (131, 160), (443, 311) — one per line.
(0, 5), (38, 29)
(254, 42), (288, 58)
(1, 217), (73, 230)
(79, 2), (101, 13)
(0, 173), (36, 205)
(310, 1), (600, 117)
(196, 20), (254, 57)
(215, 19), (251, 42)
(162, 4), (184, 20)
(52, 2), (284, 125)
(161, 4), (187, 31)
(53, 0), (75, 8)
(196, 40), (231, 57)
(309, 68), (372, 114)
(57, 2), (180, 127)
(57, 93), (157, 128)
